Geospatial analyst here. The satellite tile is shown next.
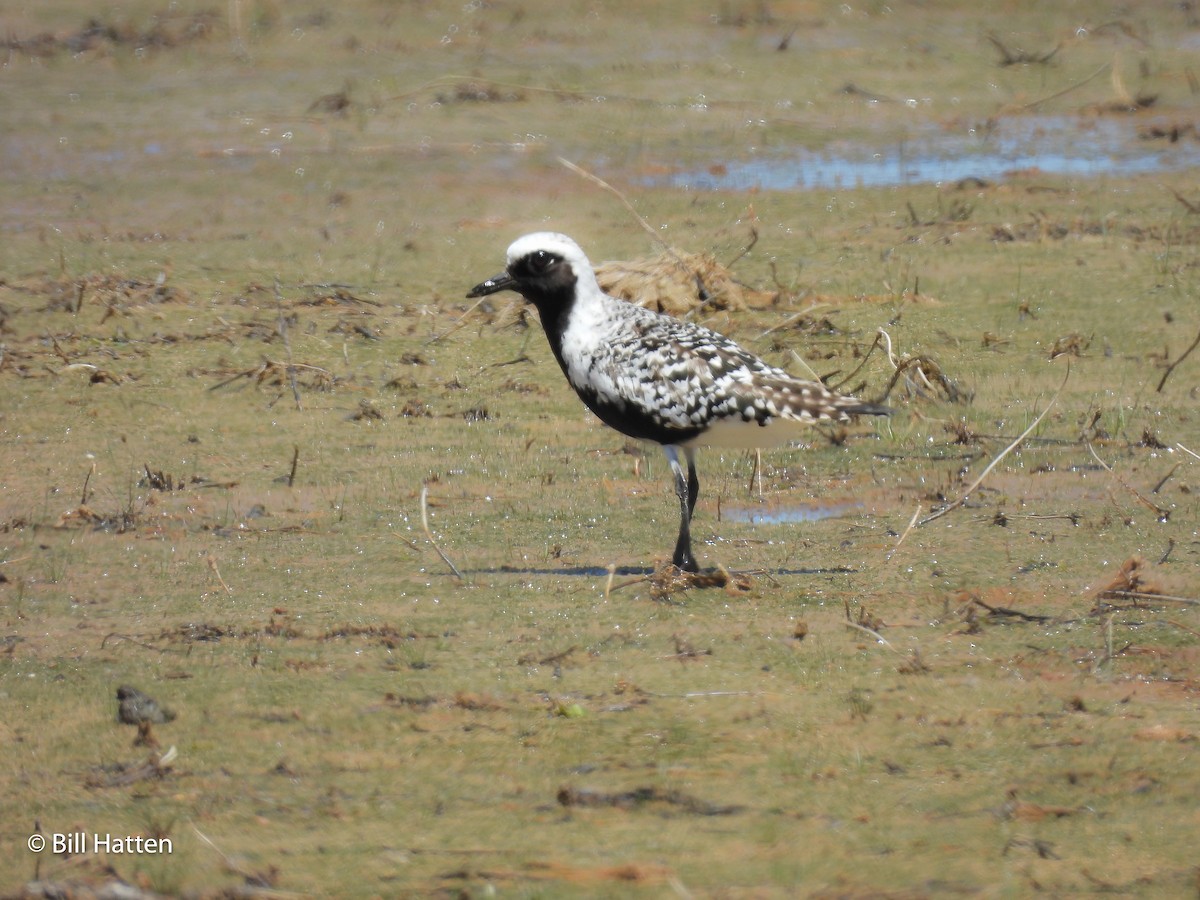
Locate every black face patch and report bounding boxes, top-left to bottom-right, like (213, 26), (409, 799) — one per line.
(511, 249), (563, 281)
(507, 250), (578, 312)
(522, 249), (558, 275)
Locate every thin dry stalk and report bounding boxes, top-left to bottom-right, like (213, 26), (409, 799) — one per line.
(558, 157), (709, 304)
(558, 157), (665, 251)
(1155, 323), (1200, 393)
(785, 349), (822, 381)
(420, 484), (464, 581)
(748, 449), (763, 497)
(1085, 442), (1171, 520)
(756, 302), (830, 340)
(286, 445), (299, 487)
(843, 619), (897, 652)
(829, 330), (884, 393)
(426, 293), (504, 345)
(919, 363), (1068, 527)
(606, 572), (655, 594)
(274, 279), (302, 412)
(1168, 187), (1200, 214)
(724, 223), (758, 268)
(877, 328), (967, 403)
(1103, 590), (1198, 607)
(1167, 619), (1200, 638)
(889, 503), (924, 553)
(986, 32), (1060, 67)
(1021, 62), (1110, 111)
(206, 554), (232, 593)
(1097, 613), (1115, 671)
(1151, 463), (1180, 494)
(81, 461), (96, 505)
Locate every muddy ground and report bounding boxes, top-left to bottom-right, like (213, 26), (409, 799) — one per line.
(1, 1), (1198, 897)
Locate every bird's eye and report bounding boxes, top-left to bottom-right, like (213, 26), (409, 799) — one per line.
(530, 250), (554, 272)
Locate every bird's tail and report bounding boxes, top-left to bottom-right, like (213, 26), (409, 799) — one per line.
(840, 398), (891, 418)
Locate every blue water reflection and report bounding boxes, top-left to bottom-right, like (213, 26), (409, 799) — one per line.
(652, 116), (1200, 190)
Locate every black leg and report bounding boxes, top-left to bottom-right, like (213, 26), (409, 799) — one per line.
(686, 454), (699, 518)
(665, 446), (699, 573)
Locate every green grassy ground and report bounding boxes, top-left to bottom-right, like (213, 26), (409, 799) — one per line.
(2, 2), (1198, 896)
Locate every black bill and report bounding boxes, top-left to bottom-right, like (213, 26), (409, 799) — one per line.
(466, 271), (515, 298)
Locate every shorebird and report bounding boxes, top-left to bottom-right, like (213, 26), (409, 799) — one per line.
(468, 232), (888, 572)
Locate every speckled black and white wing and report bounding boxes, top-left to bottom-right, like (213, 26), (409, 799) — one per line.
(563, 300), (883, 449)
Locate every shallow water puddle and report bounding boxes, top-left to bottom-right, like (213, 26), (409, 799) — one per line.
(720, 499), (865, 525)
(652, 115), (1200, 190)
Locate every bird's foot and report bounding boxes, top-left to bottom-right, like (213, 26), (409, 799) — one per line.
(672, 554), (700, 575)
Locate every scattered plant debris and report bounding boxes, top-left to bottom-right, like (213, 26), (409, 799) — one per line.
(557, 785), (743, 816)
(86, 746), (177, 789)
(209, 359), (336, 393)
(350, 400), (385, 421)
(986, 32), (1060, 67)
(647, 561), (754, 601)
(4, 12), (218, 58)
(1088, 556), (1169, 612)
(1049, 332), (1091, 359)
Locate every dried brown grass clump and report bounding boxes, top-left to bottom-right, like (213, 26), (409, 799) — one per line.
(595, 251), (772, 314)
(3, 12), (219, 58)
(593, 251), (937, 316)
(646, 560), (754, 602)
(30, 273), (187, 315)
(557, 785), (742, 815)
(1088, 556), (1166, 608)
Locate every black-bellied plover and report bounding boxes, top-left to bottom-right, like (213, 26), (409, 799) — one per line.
(468, 232), (888, 573)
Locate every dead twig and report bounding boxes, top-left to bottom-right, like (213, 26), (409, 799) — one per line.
(558, 157), (711, 305)
(100, 633), (186, 654)
(206, 554), (233, 593)
(889, 503), (924, 553)
(1155, 323), (1200, 393)
(426, 292), (503, 345)
(274, 278), (302, 412)
(920, 362), (1069, 527)
(1167, 619), (1200, 638)
(558, 158), (664, 252)
(1086, 442), (1170, 521)
(208, 359), (332, 392)
(1021, 62), (1110, 111)
(970, 595), (1054, 623)
(557, 785), (742, 816)
(603, 562), (617, 600)
(756, 302), (830, 340)
(539, 646), (578, 666)
(87, 745), (177, 788)
(420, 484), (464, 581)
(1167, 187), (1200, 214)
(1102, 590), (1199, 607)
(286, 445), (299, 487)
(986, 32), (1060, 67)
(724, 222), (758, 268)
(829, 330), (884, 393)
(192, 824), (294, 894)
(80, 461), (96, 506)
(843, 612), (928, 672)
(877, 328), (969, 404)
(843, 619), (897, 652)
